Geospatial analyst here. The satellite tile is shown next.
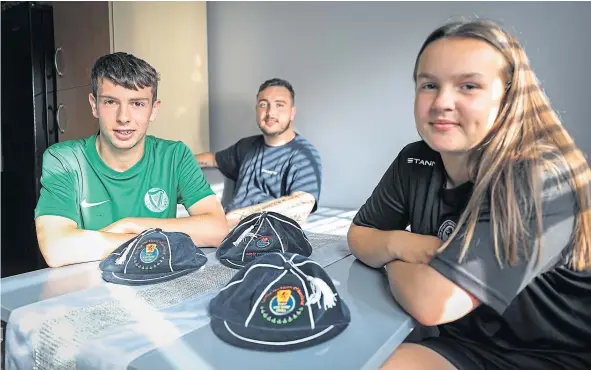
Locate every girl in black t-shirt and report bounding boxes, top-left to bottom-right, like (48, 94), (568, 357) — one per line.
(349, 20), (591, 370)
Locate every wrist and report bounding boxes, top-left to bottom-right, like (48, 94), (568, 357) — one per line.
(125, 218), (141, 234)
(385, 230), (405, 261)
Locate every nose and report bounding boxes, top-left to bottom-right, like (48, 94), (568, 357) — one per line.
(430, 86), (455, 113)
(266, 105), (280, 119)
(117, 104), (131, 124)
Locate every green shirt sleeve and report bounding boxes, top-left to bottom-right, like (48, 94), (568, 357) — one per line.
(177, 143), (216, 210)
(34, 148), (81, 226)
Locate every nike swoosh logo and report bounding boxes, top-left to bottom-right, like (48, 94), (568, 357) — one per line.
(81, 199), (110, 208)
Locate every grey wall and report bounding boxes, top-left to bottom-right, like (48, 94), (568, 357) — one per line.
(206, 1), (591, 209)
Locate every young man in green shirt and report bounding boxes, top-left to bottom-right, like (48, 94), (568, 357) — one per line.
(35, 52), (229, 268)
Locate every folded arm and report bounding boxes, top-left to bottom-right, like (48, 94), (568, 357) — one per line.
(385, 260), (481, 326)
(37, 195), (229, 268)
(348, 224), (442, 268)
(36, 215), (136, 268)
(102, 194), (229, 247)
(226, 191), (316, 228)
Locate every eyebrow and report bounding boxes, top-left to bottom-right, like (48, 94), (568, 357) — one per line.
(258, 99), (287, 104)
(417, 72), (484, 80)
(98, 95), (150, 102)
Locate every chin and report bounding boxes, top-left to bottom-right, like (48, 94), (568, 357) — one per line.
(260, 127), (283, 137)
(109, 136), (139, 150)
(422, 136), (469, 154)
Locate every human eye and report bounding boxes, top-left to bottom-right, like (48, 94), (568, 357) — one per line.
(460, 83), (480, 91)
(420, 82), (438, 90)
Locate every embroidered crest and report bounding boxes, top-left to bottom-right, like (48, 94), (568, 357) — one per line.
(260, 286), (305, 324)
(256, 235), (273, 248)
(134, 239), (167, 270)
(144, 188), (169, 213)
(437, 219), (456, 242)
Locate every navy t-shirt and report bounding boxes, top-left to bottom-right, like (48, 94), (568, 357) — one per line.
(353, 140), (591, 366)
(215, 134), (322, 213)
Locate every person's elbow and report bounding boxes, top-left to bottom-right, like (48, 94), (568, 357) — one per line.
(38, 240), (68, 268)
(347, 224), (381, 268)
(36, 218), (75, 268)
(401, 286), (481, 326)
(195, 212), (228, 247)
(210, 217), (230, 246)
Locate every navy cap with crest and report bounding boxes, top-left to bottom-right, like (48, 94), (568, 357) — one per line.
(99, 228), (207, 285)
(209, 252), (351, 351)
(216, 211), (312, 269)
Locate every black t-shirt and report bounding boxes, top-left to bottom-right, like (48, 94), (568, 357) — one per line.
(215, 134), (322, 213)
(353, 141), (591, 361)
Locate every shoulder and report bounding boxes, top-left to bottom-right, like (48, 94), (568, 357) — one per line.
(44, 136), (91, 167)
(398, 140), (439, 163)
(289, 134), (321, 158)
(237, 135), (264, 147)
(46, 136), (89, 156)
(393, 141), (441, 180)
(147, 135), (191, 155)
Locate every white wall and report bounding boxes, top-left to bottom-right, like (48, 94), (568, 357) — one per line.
(207, 2), (591, 208)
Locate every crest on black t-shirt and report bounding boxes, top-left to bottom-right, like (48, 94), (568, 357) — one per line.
(437, 219), (456, 242)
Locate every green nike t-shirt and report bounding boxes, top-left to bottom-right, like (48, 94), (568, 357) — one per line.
(34, 133), (215, 230)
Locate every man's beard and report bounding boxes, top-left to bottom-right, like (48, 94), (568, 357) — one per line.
(258, 119), (292, 137)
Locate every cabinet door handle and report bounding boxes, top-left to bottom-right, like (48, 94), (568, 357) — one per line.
(54, 47), (63, 77)
(56, 104), (65, 133)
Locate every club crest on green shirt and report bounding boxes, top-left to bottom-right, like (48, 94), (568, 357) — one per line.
(144, 187), (170, 213)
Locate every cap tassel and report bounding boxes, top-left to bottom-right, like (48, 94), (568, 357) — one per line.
(233, 225), (256, 246)
(307, 277), (338, 310)
(115, 229), (152, 265)
(115, 239), (136, 265)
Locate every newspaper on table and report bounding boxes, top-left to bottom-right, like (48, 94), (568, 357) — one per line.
(5, 232), (350, 370)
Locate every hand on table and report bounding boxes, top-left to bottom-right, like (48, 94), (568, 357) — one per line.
(100, 218), (141, 234)
(394, 235), (443, 264)
(225, 211), (244, 230)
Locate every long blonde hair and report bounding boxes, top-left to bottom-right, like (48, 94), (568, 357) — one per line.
(413, 20), (591, 271)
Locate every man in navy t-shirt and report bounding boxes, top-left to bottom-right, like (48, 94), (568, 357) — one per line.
(196, 78), (322, 228)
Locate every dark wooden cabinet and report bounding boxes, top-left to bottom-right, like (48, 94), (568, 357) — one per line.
(56, 84), (99, 141)
(52, 1), (111, 91)
(52, 1), (109, 141)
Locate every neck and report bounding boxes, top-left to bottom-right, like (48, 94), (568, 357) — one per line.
(440, 152), (471, 188)
(263, 129), (296, 147)
(96, 134), (145, 172)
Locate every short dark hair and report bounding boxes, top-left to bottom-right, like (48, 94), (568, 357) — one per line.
(91, 52), (160, 102)
(257, 78), (295, 104)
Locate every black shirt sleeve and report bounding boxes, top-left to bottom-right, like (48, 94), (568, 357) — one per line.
(352, 152), (409, 230)
(215, 138), (252, 181)
(429, 164), (577, 315)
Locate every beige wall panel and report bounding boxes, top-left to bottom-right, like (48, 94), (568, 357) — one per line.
(112, 1), (209, 153)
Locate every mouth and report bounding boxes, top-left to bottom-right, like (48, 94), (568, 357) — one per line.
(430, 120), (459, 131)
(113, 129), (135, 140)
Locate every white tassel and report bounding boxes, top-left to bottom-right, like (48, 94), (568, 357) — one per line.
(233, 225), (255, 246)
(115, 241), (134, 265)
(307, 277), (338, 310)
(115, 229), (151, 265)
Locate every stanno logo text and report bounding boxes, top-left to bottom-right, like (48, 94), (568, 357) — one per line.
(407, 158), (435, 166)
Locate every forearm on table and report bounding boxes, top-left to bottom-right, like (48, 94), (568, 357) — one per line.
(39, 229), (136, 268)
(227, 192), (316, 226)
(127, 214), (229, 247)
(386, 260), (479, 326)
(347, 226), (412, 268)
